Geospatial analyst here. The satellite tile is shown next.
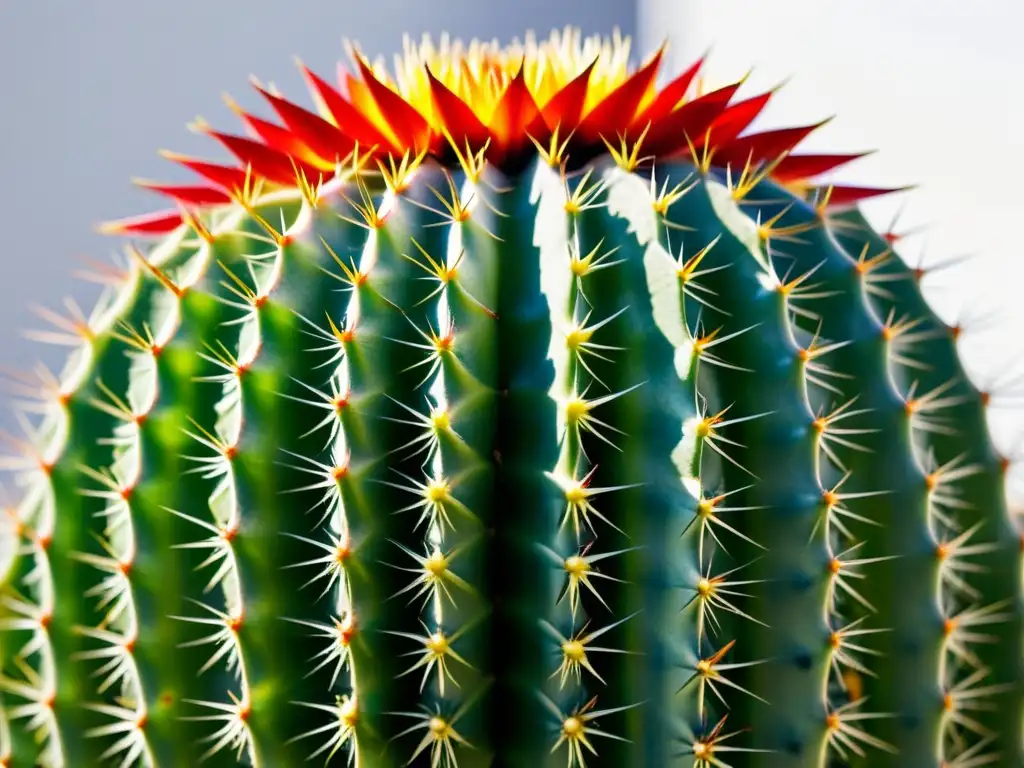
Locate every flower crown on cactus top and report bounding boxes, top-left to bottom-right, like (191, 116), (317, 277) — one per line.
(106, 27), (897, 239)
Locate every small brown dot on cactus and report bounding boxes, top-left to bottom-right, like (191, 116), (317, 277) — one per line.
(435, 330), (455, 352)
(339, 614), (356, 645)
(335, 538), (352, 563)
(332, 325), (356, 344)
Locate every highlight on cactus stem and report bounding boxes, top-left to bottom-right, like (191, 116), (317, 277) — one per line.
(0, 24), (1021, 768)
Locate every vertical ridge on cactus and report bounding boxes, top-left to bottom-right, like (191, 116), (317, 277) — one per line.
(0, 26), (1020, 768)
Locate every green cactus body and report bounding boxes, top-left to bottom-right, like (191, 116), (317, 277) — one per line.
(0, 28), (1020, 768)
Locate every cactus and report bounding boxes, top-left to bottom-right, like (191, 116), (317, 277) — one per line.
(0, 26), (1020, 768)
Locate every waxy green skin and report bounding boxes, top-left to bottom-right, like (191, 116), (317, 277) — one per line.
(0, 153), (1019, 768)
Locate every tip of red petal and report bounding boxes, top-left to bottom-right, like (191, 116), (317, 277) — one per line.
(133, 179), (232, 206)
(98, 210), (184, 236)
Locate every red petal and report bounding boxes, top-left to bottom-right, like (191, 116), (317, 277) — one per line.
(254, 84), (354, 166)
(643, 83), (741, 157)
(575, 49), (664, 144)
(353, 57), (432, 152)
(772, 153), (870, 182)
(300, 63), (398, 152)
(539, 59), (596, 132)
(714, 122), (825, 168)
(98, 210), (184, 236)
(489, 68), (541, 151)
(632, 56), (704, 127)
(426, 68), (491, 149)
(225, 101), (312, 162)
(136, 182), (232, 206)
(704, 91), (774, 150)
(341, 68), (382, 122)
(160, 153), (249, 192)
(815, 184), (911, 208)
(204, 130), (318, 186)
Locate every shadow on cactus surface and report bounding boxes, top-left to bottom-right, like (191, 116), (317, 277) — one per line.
(0, 26), (1020, 768)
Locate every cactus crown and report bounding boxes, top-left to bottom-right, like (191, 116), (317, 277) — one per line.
(108, 27), (889, 239)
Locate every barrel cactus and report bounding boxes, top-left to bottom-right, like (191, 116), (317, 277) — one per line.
(0, 26), (1020, 768)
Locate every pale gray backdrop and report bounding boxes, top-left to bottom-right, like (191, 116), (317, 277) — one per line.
(0, 1), (635, 431)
